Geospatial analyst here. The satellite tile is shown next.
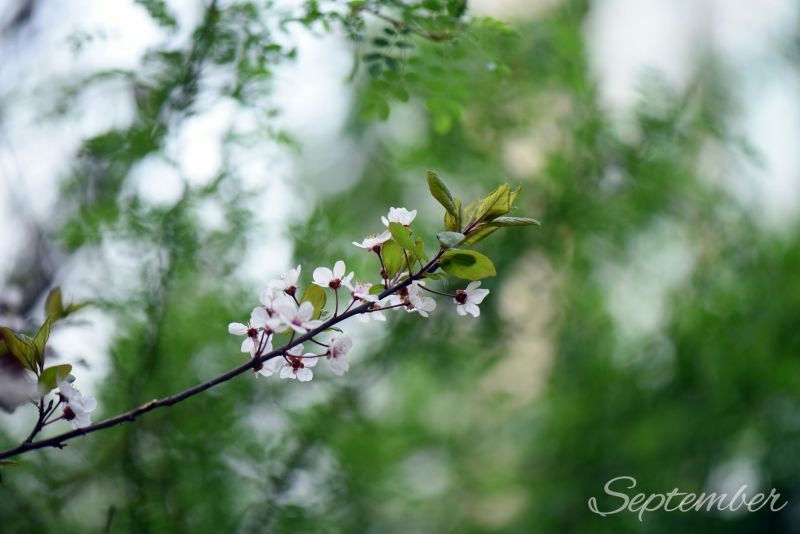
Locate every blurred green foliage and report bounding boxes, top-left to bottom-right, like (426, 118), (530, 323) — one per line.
(2, 0), (800, 533)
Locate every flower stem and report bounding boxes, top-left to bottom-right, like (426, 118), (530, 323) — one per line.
(419, 286), (456, 298)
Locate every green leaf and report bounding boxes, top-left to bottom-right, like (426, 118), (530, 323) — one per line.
(44, 286), (90, 322)
(437, 231), (465, 249)
(388, 222), (415, 250)
(38, 364), (72, 392)
(426, 171), (458, 219)
(381, 240), (404, 277)
(391, 85), (409, 102)
(45, 287), (63, 321)
(32, 319), (51, 366)
(477, 183), (512, 221)
(444, 197), (462, 232)
(64, 301), (91, 315)
(488, 216), (541, 227)
(368, 62), (383, 78)
(461, 225), (499, 246)
(413, 236), (428, 262)
(0, 328), (37, 372)
(300, 285), (327, 319)
(463, 197), (480, 225)
(439, 249), (497, 280)
(369, 284), (384, 295)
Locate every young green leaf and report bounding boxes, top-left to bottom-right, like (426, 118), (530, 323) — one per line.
(38, 364), (73, 392)
(462, 197), (480, 225)
(45, 287), (63, 321)
(64, 301), (91, 315)
(444, 197), (462, 232)
(426, 171), (458, 218)
(388, 222), (415, 250)
(477, 183), (512, 221)
(369, 284), (384, 295)
(488, 216), (541, 227)
(381, 240), (405, 277)
(439, 250), (497, 280)
(32, 319), (51, 367)
(437, 231), (465, 249)
(413, 236), (428, 262)
(0, 328), (37, 372)
(461, 225), (499, 246)
(300, 285), (327, 319)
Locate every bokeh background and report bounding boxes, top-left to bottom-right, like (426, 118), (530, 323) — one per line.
(1, 0), (800, 532)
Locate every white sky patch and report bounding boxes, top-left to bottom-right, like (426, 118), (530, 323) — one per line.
(127, 154), (185, 207)
(585, 0), (800, 228)
(166, 97), (238, 188)
(735, 75), (800, 229)
(271, 30), (365, 196)
(708, 0), (797, 61)
(585, 0), (704, 116)
(595, 219), (695, 343)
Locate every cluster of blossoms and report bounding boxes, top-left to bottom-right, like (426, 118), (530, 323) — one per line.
(0, 175), (535, 460)
(227, 262), (356, 382)
(228, 206), (490, 383)
(0, 175), (536, 460)
(56, 377), (97, 429)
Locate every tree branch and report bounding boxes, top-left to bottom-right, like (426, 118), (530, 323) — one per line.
(0, 249), (445, 461)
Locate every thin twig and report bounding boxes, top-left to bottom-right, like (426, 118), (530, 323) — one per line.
(0, 248), (445, 461)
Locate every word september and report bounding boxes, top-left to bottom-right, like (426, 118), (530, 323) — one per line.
(588, 475), (788, 521)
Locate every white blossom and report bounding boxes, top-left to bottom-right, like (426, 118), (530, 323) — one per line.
(268, 265), (302, 296)
(353, 231), (392, 251)
(454, 281), (490, 317)
(57, 377), (97, 429)
(326, 334), (352, 376)
(278, 345), (318, 382)
(228, 307), (269, 355)
(313, 260), (354, 291)
(253, 350), (283, 378)
(260, 287), (295, 318)
(381, 207), (417, 227)
(358, 304), (388, 323)
(352, 281), (379, 303)
(404, 281), (437, 317)
(275, 300), (322, 334)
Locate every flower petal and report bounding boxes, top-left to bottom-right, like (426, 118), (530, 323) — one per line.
(313, 267), (334, 286)
(293, 302), (312, 322)
(296, 368), (313, 382)
(287, 344), (305, 357)
(228, 323), (248, 335)
(466, 281), (481, 292)
(81, 396), (98, 412)
(264, 357), (283, 373)
(328, 357), (349, 376)
(250, 307), (268, 327)
(279, 366), (295, 379)
(333, 260), (345, 279)
(469, 288), (490, 305)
